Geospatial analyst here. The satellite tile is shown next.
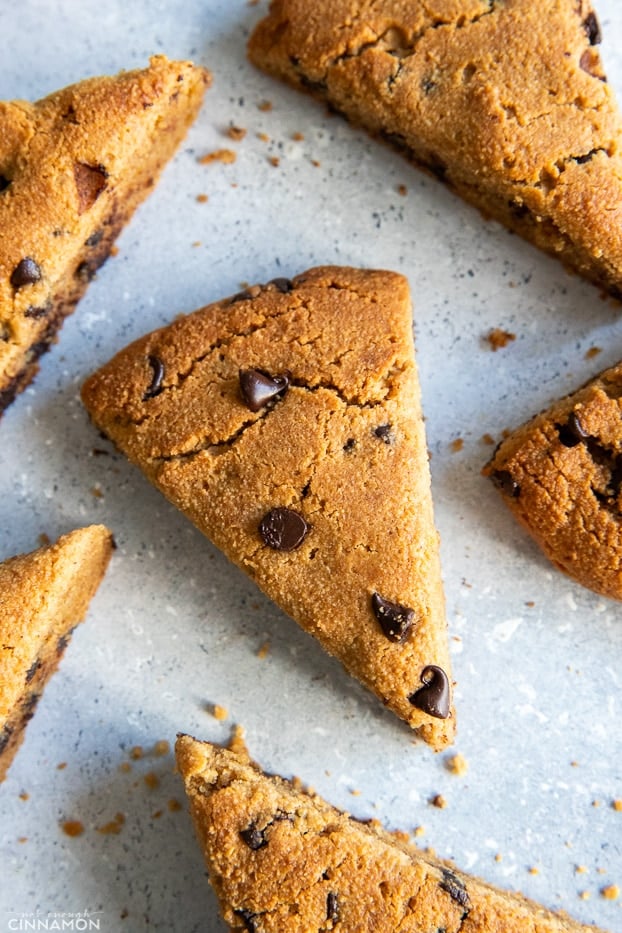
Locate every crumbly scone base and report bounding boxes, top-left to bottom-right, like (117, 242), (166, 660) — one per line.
(0, 55), (210, 414)
(248, 0), (622, 296)
(0, 525), (113, 781)
(176, 735), (606, 933)
(82, 266), (455, 749)
(484, 360), (622, 600)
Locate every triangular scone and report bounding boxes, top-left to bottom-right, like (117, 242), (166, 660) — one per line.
(82, 266), (454, 749)
(249, 1), (622, 297)
(0, 525), (113, 781)
(483, 360), (622, 600)
(176, 734), (606, 933)
(0, 56), (210, 415)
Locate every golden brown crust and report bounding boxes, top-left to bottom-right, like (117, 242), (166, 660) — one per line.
(483, 360), (622, 600)
(176, 734), (607, 933)
(81, 265), (455, 749)
(248, 0), (622, 296)
(0, 525), (114, 781)
(0, 55), (211, 414)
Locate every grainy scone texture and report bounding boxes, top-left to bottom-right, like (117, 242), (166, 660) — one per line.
(176, 734), (608, 933)
(0, 525), (113, 781)
(0, 55), (210, 415)
(483, 360), (622, 600)
(81, 265), (455, 750)
(248, 0), (622, 297)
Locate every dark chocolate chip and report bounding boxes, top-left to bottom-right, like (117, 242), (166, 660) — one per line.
(25, 659), (41, 684)
(490, 469), (520, 498)
(234, 909), (258, 932)
(440, 868), (471, 910)
(584, 10), (602, 45)
(508, 198), (529, 219)
(85, 229), (104, 248)
(326, 891), (340, 923)
(268, 277), (294, 293)
(24, 302), (51, 320)
(259, 507), (309, 551)
(408, 665), (451, 719)
(10, 258), (42, 289)
(74, 162), (108, 214)
(23, 692), (41, 721)
(374, 424), (394, 444)
(240, 823), (267, 850)
(239, 368), (289, 412)
(557, 411), (589, 447)
(574, 149), (599, 165)
(343, 438), (356, 452)
(371, 592), (415, 643)
(56, 635), (70, 656)
(0, 175), (10, 192)
(144, 355), (165, 400)
(0, 725), (14, 754)
(421, 76), (437, 94)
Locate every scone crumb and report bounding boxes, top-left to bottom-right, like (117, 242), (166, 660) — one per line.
(612, 799), (622, 811)
(585, 346), (602, 360)
(144, 772), (160, 790)
(528, 866), (540, 876)
(18, 837), (28, 844)
(257, 132), (270, 143)
(449, 438), (464, 453)
(349, 788), (361, 797)
(258, 99), (273, 112)
(579, 891), (591, 900)
(413, 825), (425, 838)
(153, 739), (170, 757)
(601, 884), (620, 900)
(228, 724), (249, 759)
(486, 327), (516, 351)
(197, 149), (236, 166)
(129, 746), (144, 760)
(118, 762), (132, 774)
(226, 125), (247, 141)
(56, 762), (67, 770)
(18, 792), (29, 801)
(257, 640), (271, 659)
(495, 853), (503, 862)
(168, 798), (183, 813)
(481, 433), (495, 445)
(292, 131), (305, 141)
(397, 184), (408, 196)
(429, 793), (447, 809)
(196, 193), (209, 203)
(269, 156), (280, 167)
(575, 865), (588, 874)
(208, 703), (229, 721)
(445, 753), (468, 776)
(38, 533), (51, 547)
(61, 820), (85, 838)
(97, 812), (125, 835)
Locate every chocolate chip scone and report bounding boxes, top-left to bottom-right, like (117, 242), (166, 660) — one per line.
(0, 525), (113, 781)
(176, 734), (607, 933)
(483, 361), (622, 600)
(249, 0), (622, 297)
(0, 55), (210, 416)
(81, 266), (455, 750)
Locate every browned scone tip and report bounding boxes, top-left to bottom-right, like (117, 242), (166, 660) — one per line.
(483, 357), (622, 600)
(248, 0), (622, 298)
(0, 525), (113, 781)
(0, 55), (210, 417)
(81, 265), (455, 750)
(175, 734), (609, 933)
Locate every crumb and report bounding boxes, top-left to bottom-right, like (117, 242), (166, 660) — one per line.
(91, 485), (103, 499)
(197, 149), (236, 166)
(397, 184), (408, 196)
(585, 346), (602, 360)
(449, 438), (464, 453)
(38, 533), (51, 547)
(57, 762), (67, 770)
(168, 798), (183, 813)
(481, 433), (495, 445)
(192, 241), (202, 248)
(61, 820), (85, 838)
(413, 826), (425, 838)
(601, 884), (620, 900)
(129, 746), (144, 760)
(97, 812), (125, 835)
(576, 866), (588, 874)
(152, 810), (163, 819)
(257, 132), (270, 143)
(570, 761), (579, 768)
(18, 836), (28, 844)
(269, 156), (280, 167)
(257, 640), (271, 659)
(118, 762), (132, 773)
(209, 703), (229, 721)
(350, 788), (361, 797)
(598, 868), (607, 875)
(525, 600), (535, 607)
(495, 853), (503, 862)
(109, 245), (119, 257)
(528, 866), (539, 875)
(429, 794), (447, 809)
(612, 799), (622, 811)
(579, 891), (591, 900)
(486, 327), (516, 351)
(18, 792), (29, 801)
(445, 753), (468, 776)
(228, 724), (249, 760)
(248, 0), (260, 5)
(311, 159), (321, 167)
(292, 131), (305, 141)
(196, 193), (209, 203)
(120, 909), (129, 920)
(258, 100), (273, 112)
(144, 772), (160, 791)
(226, 125), (247, 141)
(592, 800), (601, 807)
(153, 739), (170, 757)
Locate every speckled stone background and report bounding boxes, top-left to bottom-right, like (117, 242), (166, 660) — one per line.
(1, 1), (622, 931)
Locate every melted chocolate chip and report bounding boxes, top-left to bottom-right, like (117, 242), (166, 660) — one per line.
(240, 823), (267, 850)
(584, 11), (602, 45)
(144, 355), (165, 400)
(85, 229), (104, 248)
(343, 438), (356, 452)
(326, 891), (340, 923)
(440, 869), (471, 910)
(268, 277), (294, 293)
(239, 369), (289, 412)
(374, 424), (394, 444)
(10, 258), (42, 289)
(0, 175), (10, 192)
(259, 507), (309, 551)
(25, 659), (41, 684)
(490, 469), (520, 498)
(24, 302), (51, 320)
(371, 593), (415, 643)
(74, 162), (108, 214)
(408, 665), (451, 719)
(234, 909), (258, 932)
(557, 411), (590, 447)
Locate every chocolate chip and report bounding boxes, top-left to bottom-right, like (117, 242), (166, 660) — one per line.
(23, 692), (40, 721)
(234, 909), (258, 931)
(584, 11), (602, 45)
(268, 277), (294, 293)
(85, 229), (104, 248)
(230, 284), (262, 304)
(490, 469), (520, 498)
(239, 369), (289, 412)
(408, 665), (451, 719)
(440, 869), (471, 910)
(24, 303), (51, 320)
(371, 593), (415, 643)
(557, 411), (589, 447)
(144, 355), (165, 400)
(0, 725), (14, 753)
(74, 162), (108, 214)
(574, 149), (599, 165)
(56, 635), (70, 656)
(259, 507), (309, 551)
(0, 175), (10, 192)
(240, 823), (267, 850)
(10, 258), (42, 289)
(75, 260), (97, 283)
(326, 892), (340, 923)
(25, 659), (41, 684)
(343, 438), (356, 452)
(508, 198), (529, 219)
(421, 76), (437, 94)
(374, 424), (394, 444)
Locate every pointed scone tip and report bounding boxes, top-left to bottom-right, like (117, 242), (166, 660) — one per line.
(0, 525), (113, 781)
(81, 266), (455, 750)
(483, 357), (622, 600)
(248, 1), (622, 298)
(175, 734), (608, 933)
(0, 55), (210, 416)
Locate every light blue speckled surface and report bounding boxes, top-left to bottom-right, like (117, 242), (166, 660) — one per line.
(0, 1), (621, 931)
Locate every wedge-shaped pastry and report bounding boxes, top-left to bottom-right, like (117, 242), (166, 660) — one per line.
(249, 0), (622, 296)
(176, 734), (607, 933)
(484, 360), (622, 600)
(0, 55), (210, 415)
(82, 266), (454, 749)
(0, 525), (113, 781)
